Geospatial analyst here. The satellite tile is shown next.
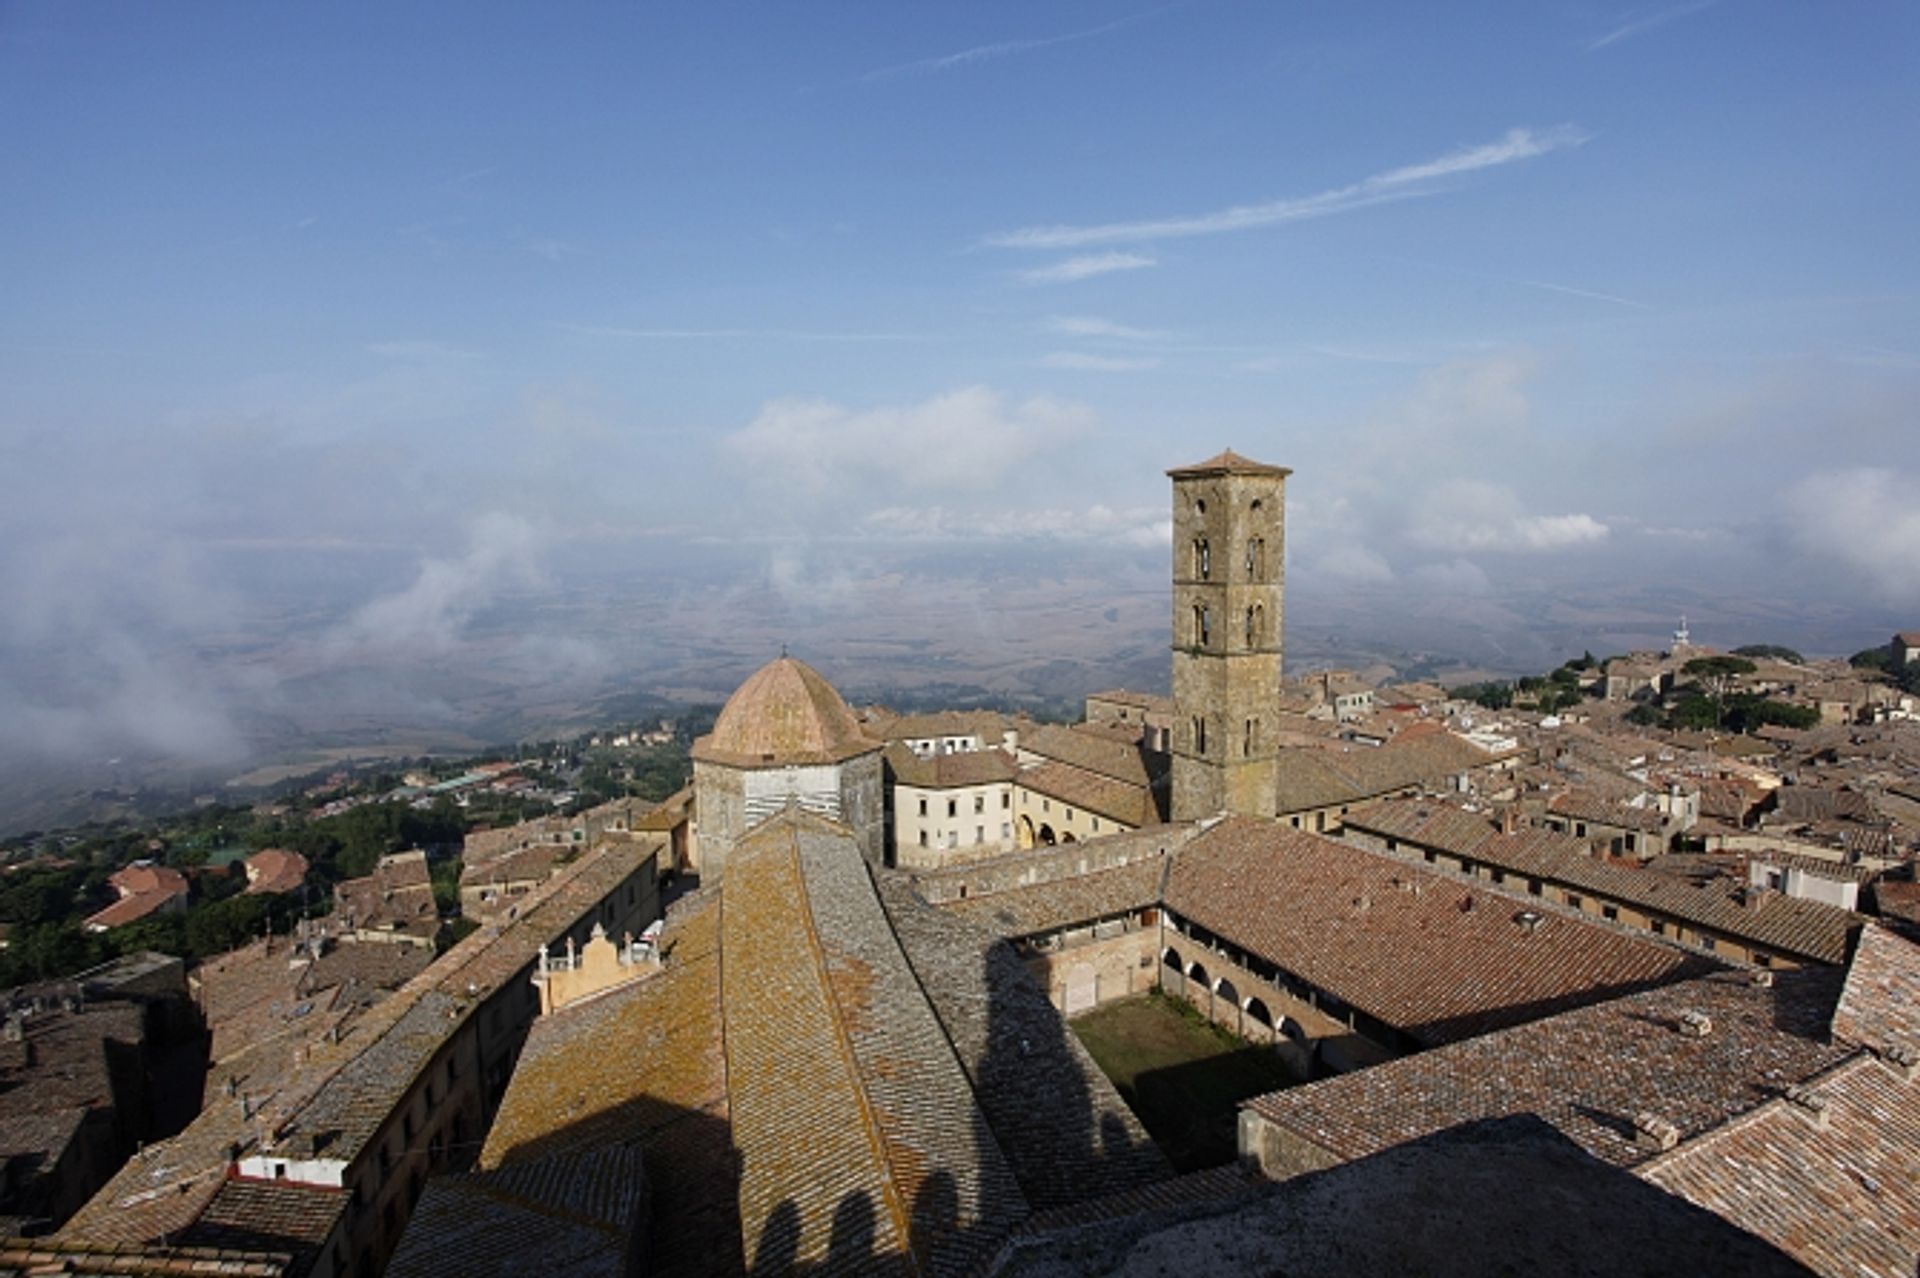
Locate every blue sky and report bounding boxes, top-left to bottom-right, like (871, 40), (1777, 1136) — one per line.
(2, 2), (1919, 770)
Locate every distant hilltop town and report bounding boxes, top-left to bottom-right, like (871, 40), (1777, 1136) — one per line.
(5, 450), (1918, 1277)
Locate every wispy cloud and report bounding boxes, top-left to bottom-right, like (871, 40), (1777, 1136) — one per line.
(985, 126), (1589, 250)
(1037, 351), (1161, 372)
(1589, 1), (1716, 51)
(1018, 253), (1158, 284)
(528, 237), (586, 262)
(1046, 316), (1167, 340)
(861, 8), (1168, 82)
(366, 340), (482, 361)
(1519, 278), (1651, 309)
(558, 324), (925, 342)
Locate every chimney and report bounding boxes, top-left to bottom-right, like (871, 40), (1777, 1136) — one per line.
(1749, 969), (1774, 989)
(1882, 1042), (1918, 1084)
(1499, 808), (1520, 836)
(1784, 1085), (1830, 1130)
(1678, 1010), (1713, 1038)
(1634, 1112), (1679, 1153)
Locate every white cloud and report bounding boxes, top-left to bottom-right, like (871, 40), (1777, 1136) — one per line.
(1047, 316), (1166, 340)
(327, 513), (544, 656)
(1411, 559), (1494, 595)
(1037, 351), (1160, 372)
(724, 386), (1093, 498)
(1787, 468), (1920, 604)
(1407, 479), (1609, 553)
(985, 126), (1589, 249)
(864, 503), (1169, 546)
(1312, 544), (1396, 583)
(1018, 253), (1157, 284)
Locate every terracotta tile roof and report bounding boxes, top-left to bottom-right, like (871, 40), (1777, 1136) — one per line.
(721, 817), (991, 1272)
(0, 1239), (295, 1276)
(875, 874), (1171, 1210)
(1016, 721), (1163, 789)
(1271, 729), (1501, 816)
(458, 842), (569, 890)
(883, 742), (1018, 790)
(944, 858), (1166, 937)
(243, 850), (309, 897)
(387, 1147), (647, 1278)
(1085, 689), (1174, 715)
(1245, 967), (1850, 1168)
(1831, 924), (1920, 1052)
(1641, 1050), (1920, 1278)
(62, 842), (656, 1252)
(789, 820), (1028, 1275)
(877, 709), (1011, 746)
(1548, 789), (1667, 833)
(1017, 759), (1157, 827)
(480, 896), (729, 1159)
(108, 863), (188, 897)
(1774, 785), (1879, 825)
(333, 851), (435, 937)
(691, 656), (878, 768)
(1875, 880), (1920, 934)
(1165, 449), (1291, 477)
(1345, 798), (1863, 965)
(177, 1178), (346, 1274)
(1167, 818), (1711, 1047)
(481, 896), (737, 1278)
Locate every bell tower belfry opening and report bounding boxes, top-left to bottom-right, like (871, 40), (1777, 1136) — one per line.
(1168, 449), (1290, 821)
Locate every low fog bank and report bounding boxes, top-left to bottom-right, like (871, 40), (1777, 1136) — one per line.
(4, 523), (1908, 837)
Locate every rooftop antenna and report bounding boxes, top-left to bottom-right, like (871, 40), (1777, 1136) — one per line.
(780, 642), (788, 659)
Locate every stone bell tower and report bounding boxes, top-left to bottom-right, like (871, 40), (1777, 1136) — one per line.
(1168, 449), (1289, 821)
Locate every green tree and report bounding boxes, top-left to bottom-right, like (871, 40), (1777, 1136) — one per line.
(1732, 644), (1805, 664)
(1681, 656), (1757, 726)
(1849, 646), (1892, 672)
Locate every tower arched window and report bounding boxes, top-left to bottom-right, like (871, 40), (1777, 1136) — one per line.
(1245, 604), (1259, 647)
(1246, 537), (1264, 579)
(1195, 604), (1211, 647)
(1192, 716), (1207, 756)
(1194, 538), (1211, 580)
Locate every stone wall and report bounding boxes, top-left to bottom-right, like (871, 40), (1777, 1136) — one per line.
(1024, 925), (1159, 1016)
(1235, 1109), (1349, 1180)
(908, 825), (1193, 905)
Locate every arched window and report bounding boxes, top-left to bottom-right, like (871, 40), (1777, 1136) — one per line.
(1192, 716), (1207, 755)
(1244, 717), (1255, 757)
(1244, 604), (1258, 646)
(1246, 537), (1264, 579)
(1194, 538), (1211, 580)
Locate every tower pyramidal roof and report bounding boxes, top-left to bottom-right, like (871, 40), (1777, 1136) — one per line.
(691, 655), (877, 767)
(1166, 448), (1293, 478)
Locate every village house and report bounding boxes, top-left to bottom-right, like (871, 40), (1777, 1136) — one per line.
(81, 862), (189, 933)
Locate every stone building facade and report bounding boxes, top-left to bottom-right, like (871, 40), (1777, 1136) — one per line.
(1168, 450), (1290, 822)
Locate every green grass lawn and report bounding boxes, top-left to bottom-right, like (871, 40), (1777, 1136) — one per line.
(1071, 991), (1302, 1172)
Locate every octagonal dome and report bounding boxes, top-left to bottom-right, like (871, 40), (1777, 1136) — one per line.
(691, 656), (877, 768)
